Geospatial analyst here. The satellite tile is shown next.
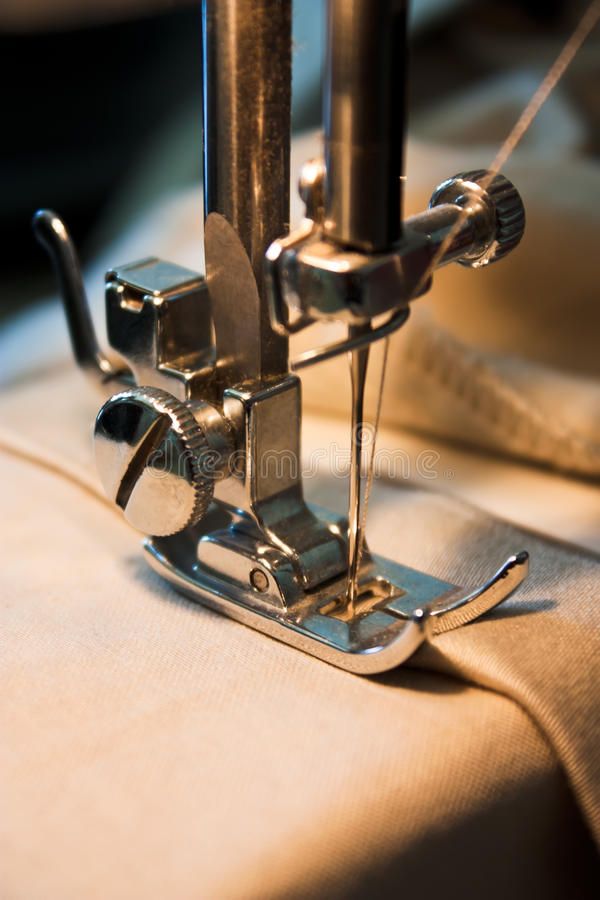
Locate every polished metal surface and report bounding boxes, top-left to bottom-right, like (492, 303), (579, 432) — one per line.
(145, 520), (529, 675)
(402, 170), (526, 271)
(32, 210), (129, 388)
(428, 552), (530, 635)
(298, 158), (327, 226)
(267, 224), (432, 325)
(38, 0), (531, 674)
(94, 387), (221, 537)
(219, 377), (347, 590)
(290, 308), (410, 372)
(267, 168), (525, 335)
(427, 170), (526, 267)
(105, 258), (214, 401)
(203, 0), (291, 380)
(346, 324), (371, 612)
(324, 0), (408, 252)
(205, 213), (283, 387)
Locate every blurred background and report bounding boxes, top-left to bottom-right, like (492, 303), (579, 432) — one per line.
(1, 0), (597, 323)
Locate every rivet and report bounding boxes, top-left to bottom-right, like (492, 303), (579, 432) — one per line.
(250, 568), (269, 593)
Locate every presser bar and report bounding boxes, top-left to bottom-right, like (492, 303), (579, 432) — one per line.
(33, 0), (529, 674)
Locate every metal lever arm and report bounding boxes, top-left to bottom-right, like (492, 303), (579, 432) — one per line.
(32, 210), (131, 389)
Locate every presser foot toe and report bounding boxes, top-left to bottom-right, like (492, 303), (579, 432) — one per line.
(387, 551), (530, 637)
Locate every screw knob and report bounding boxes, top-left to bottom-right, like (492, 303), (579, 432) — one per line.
(94, 387), (214, 537)
(430, 169), (525, 267)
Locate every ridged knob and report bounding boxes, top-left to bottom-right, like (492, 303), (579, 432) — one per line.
(429, 169), (525, 267)
(94, 387), (214, 537)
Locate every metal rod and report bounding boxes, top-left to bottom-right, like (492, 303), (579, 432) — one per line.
(324, 0), (408, 253)
(202, 0), (291, 378)
(32, 209), (127, 387)
(406, 205), (475, 266)
(290, 307), (409, 371)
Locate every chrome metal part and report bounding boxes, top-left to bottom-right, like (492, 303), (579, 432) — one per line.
(105, 258), (214, 401)
(203, 0), (291, 380)
(427, 170), (526, 267)
(145, 524), (529, 675)
(32, 209), (130, 389)
(267, 168), (525, 337)
(205, 213), (284, 387)
(298, 158), (327, 226)
(347, 324), (371, 612)
(94, 387), (227, 537)
(267, 224), (432, 326)
(37, 0), (530, 675)
(290, 308), (409, 372)
(324, 0), (408, 252)
(219, 376), (347, 590)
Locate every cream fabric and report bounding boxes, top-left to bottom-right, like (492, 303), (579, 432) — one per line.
(1, 366), (600, 898)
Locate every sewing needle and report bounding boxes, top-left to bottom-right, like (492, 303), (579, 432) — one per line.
(347, 323), (371, 613)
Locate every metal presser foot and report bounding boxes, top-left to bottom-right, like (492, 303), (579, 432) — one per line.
(33, 0), (529, 675)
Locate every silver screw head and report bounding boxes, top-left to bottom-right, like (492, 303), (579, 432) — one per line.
(249, 568), (270, 593)
(298, 157), (326, 223)
(94, 387), (213, 537)
(430, 169), (525, 267)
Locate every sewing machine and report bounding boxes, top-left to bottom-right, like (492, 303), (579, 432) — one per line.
(33, 0), (529, 674)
